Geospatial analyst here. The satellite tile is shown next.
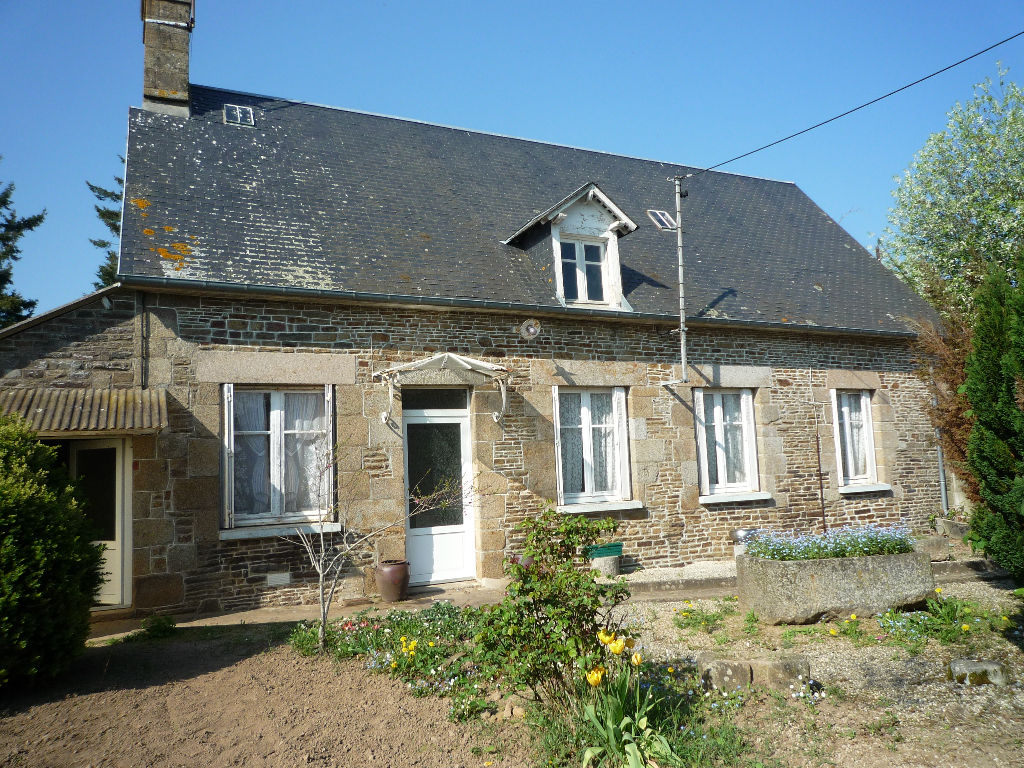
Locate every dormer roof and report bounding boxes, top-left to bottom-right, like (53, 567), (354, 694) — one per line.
(503, 182), (638, 246)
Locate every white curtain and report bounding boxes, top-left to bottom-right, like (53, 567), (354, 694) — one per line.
(284, 393), (327, 515)
(559, 392), (584, 495)
(234, 392), (269, 518)
(589, 392), (615, 493)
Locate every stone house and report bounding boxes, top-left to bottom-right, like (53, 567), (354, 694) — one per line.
(0, 1), (940, 615)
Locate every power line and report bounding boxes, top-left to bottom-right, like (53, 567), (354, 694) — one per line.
(686, 28), (1024, 179)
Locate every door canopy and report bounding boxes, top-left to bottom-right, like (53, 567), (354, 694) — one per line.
(372, 353), (509, 423)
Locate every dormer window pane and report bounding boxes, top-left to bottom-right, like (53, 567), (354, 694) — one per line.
(561, 242), (579, 301)
(560, 239), (605, 304)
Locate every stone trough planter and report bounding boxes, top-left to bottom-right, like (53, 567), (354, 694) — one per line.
(736, 551), (934, 625)
(935, 518), (969, 538)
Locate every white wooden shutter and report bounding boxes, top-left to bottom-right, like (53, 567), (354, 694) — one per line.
(613, 387), (631, 500)
(222, 383), (235, 528)
(829, 389), (845, 486)
(693, 387), (708, 495)
(551, 385), (564, 506)
(741, 389), (760, 492)
(324, 384), (335, 517)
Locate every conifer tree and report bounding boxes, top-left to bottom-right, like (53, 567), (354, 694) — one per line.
(0, 161), (44, 329)
(87, 160), (123, 289)
(964, 266), (1024, 578)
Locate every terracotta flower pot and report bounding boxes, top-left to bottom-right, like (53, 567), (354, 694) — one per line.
(375, 559), (410, 603)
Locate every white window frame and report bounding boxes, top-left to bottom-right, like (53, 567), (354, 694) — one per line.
(557, 237), (607, 305)
(223, 384), (334, 528)
(552, 386), (631, 506)
(830, 389), (877, 486)
(694, 388), (759, 497)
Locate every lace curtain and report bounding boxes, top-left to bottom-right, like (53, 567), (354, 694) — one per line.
(234, 392), (270, 518)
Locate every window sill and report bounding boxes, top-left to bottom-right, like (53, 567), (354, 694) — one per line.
(219, 522), (341, 541)
(699, 491), (773, 505)
(838, 483), (892, 495)
(557, 500), (644, 515)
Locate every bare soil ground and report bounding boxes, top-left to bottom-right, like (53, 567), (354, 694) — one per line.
(2, 576), (1022, 768)
(0, 624), (530, 768)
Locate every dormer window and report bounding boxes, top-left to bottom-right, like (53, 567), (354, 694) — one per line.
(504, 182), (637, 312)
(560, 239), (605, 302)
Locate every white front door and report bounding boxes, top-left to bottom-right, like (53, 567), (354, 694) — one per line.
(403, 408), (475, 585)
(70, 439), (130, 607)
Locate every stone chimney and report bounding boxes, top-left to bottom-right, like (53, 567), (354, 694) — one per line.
(141, 0), (194, 116)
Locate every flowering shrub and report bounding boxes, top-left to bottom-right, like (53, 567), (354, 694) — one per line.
(745, 524), (914, 561)
(473, 509), (630, 704)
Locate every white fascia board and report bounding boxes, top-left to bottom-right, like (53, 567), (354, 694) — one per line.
(503, 182), (638, 244)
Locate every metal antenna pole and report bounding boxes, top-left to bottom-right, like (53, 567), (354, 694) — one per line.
(674, 176), (688, 383)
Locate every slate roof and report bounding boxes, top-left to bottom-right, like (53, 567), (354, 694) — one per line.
(120, 85), (932, 336)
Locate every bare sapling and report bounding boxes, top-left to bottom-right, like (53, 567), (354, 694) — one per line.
(288, 443), (463, 651)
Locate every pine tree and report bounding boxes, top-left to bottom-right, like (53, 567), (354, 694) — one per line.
(964, 266), (1024, 579)
(87, 161), (123, 289)
(0, 161), (44, 329)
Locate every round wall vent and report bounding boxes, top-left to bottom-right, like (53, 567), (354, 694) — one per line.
(518, 318), (542, 340)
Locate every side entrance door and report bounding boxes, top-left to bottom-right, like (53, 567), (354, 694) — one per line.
(403, 404), (475, 585)
(70, 439), (129, 607)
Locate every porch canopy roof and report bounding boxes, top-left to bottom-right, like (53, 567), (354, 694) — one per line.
(0, 387), (168, 437)
(372, 353), (509, 422)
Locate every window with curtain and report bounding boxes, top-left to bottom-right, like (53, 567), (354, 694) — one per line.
(831, 389), (876, 485)
(225, 386), (333, 526)
(694, 388), (759, 496)
(553, 387), (630, 504)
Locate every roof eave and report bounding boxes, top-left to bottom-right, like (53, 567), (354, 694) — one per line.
(0, 283), (126, 341)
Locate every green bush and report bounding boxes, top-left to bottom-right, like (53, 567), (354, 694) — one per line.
(473, 509), (630, 704)
(0, 416), (103, 688)
(964, 267), (1024, 579)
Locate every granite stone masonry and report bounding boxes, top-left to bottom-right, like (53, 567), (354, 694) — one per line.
(0, 288), (943, 614)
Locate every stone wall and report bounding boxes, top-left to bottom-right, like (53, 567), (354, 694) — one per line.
(0, 289), (943, 613)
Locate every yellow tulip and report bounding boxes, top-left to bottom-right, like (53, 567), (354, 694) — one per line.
(631, 652), (642, 666)
(624, 638), (635, 650)
(597, 628), (615, 645)
(608, 637), (626, 655)
(586, 666), (606, 687)
(667, 666), (674, 674)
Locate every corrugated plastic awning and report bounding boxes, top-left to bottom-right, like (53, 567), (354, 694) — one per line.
(0, 387), (168, 436)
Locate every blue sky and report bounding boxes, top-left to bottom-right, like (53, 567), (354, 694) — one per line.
(1, 1), (1022, 314)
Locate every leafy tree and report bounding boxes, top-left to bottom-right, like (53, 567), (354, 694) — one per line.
(963, 267), (1024, 579)
(0, 416), (104, 688)
(0, 160), (44, 328)
(87, 160), (123, 289)
(882, 71), (1024, 313)
(881, 70), (1024, 506)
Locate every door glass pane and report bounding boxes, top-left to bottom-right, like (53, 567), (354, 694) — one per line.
(234, 391), (269, 432)
(703, 397), (719, 487)
(402, 389), (468, 411)
(234, 434), (270, 518)
(407, 422), (464, 528)
(285, 433), (328, 515)
(284, 392), (325, 431)
(75, 447), (117, 541)
(559, 392), (584, 494)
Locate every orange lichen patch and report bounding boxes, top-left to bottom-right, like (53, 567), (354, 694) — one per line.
(163, 225), (176, 232)
(418, 233), (431, 240)
(130, 198), (151, 210)
(142, 228), (156, 236)
(189, 235), (198, 240)
(140, 212), (149, 218)
(155, 247), (189, 271)
(170, 242), (193, 255)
